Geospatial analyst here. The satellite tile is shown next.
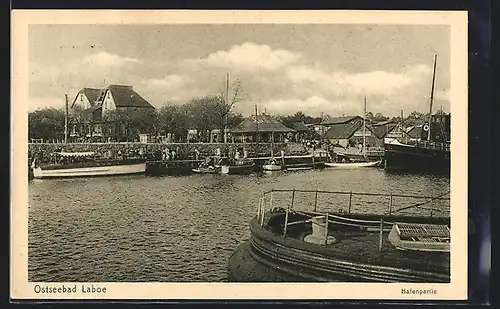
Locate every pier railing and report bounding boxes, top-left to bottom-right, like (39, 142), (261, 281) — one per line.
(256, 189), (450, 248)
(416, 140), (451, 152)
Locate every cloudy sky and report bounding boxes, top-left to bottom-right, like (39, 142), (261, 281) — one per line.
(29, 24), (450, 117)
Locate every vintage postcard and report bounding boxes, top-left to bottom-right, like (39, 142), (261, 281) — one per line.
(11, 10), (468, 300)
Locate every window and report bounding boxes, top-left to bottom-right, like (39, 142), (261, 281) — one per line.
(80, 95), (83, 102)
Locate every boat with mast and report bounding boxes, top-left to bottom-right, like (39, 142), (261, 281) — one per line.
(325, 96), (382, 168)
(384, 55), (451, 174)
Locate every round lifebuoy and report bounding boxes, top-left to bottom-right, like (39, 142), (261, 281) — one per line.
(423, 124), (430, 131)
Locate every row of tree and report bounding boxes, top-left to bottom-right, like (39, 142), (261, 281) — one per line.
(28, 79), (431, 142)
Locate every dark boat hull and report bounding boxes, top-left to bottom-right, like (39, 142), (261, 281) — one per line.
(228, 214), (450, 283)
(384, 143), (450, 174)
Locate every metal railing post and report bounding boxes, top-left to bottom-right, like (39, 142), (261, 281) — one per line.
(379, 218), (384, 255)
(283, 207), (289, 237)
(348, 191), (352, 214)
(257, 197), (262, 220)
(314, 190), (318, 212)
(269, 191), (273, 211)
(291, 189), (295, 210)
(324, 213), (329, 246)
(389, 192), (393, 216)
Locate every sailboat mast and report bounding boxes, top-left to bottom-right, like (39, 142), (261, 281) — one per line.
(363, 96), (367, 156)
(255, 105), (259, 157)
(427, 54), (438, 141)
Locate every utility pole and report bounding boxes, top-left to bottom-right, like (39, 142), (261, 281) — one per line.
(64, 94), (69, 144)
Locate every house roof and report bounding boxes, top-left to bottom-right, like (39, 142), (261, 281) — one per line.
(82, 105), (102, 116)
(321, 115), (361, 125)
(230, 114), (296, 133)
(405, 125), (423, 138)
(323, 117), (364, 139)
(289, 121), (310, 132)
(107, 85), (155, 109)
(71, 88), (106, 108)
(366, 121), (398, 139)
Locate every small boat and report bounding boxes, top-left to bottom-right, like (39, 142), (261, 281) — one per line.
(192, 157), (222, 174)
(262, 159), (282, 171)
(191, 166), (220, 174)
(228, 189), (451, 282)
(324, 96), (381, 169)
(31, 151), (146, 179)
(325, 159), (382, 168)
(220, 158), (255, 175)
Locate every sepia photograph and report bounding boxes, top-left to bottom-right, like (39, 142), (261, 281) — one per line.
(11, 10), (468, 300)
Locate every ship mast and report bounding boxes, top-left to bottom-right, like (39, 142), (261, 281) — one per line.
(255, 104), (259, 158)
(427, 54), (438, 141)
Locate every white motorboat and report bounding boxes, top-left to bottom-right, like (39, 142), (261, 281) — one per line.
(31, 151), (146, 179)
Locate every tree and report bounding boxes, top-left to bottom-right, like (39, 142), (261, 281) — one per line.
(103, 108), (158, 142)
(373, 113), (389, 121)
(220, 79), (246, 143)
(158, 104), (190, 142)
(28, 108), (66, 141)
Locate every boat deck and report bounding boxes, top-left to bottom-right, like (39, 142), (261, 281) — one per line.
(262, 212), (450, 277)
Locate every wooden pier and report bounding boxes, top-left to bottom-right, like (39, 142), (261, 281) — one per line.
(145, 154), (329, 175)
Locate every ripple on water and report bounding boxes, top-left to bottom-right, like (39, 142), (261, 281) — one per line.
(28, 169), (449, 282)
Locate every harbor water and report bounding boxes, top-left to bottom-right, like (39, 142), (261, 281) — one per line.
(28, 168), (450, 282)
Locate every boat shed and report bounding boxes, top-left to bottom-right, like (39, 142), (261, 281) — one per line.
(230, 113), (296, 143)
(288, 121), (313, 142)
(322, 116), (398, 148)
(322, 116), (364, 147)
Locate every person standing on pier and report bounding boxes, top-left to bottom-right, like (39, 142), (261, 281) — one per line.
(194, 148), (200, 161)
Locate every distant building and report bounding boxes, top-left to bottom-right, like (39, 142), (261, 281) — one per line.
(70, 84), (155, 142)
(230, 113), (296, 143)
(322, 115), (397, 148)
(288, 121), (312, 142)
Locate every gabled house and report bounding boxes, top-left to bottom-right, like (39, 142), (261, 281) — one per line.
(230, 113), (296, 143)
(323, 116), (397, 148)
(69, 84), (156, 142)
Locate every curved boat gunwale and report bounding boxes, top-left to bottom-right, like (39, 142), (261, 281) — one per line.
(242, 211), (450, 282)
